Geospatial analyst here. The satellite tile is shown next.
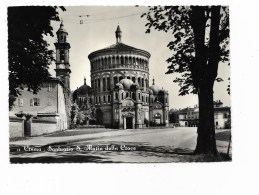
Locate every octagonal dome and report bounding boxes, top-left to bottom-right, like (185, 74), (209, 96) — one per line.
(120, 79), (134, 90)
(77, 84), (91, 95)
(149, 85), (160, 95)
(116, 83), (124, 89)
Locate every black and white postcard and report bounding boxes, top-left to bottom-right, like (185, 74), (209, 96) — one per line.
(8, 5), (231, 163)
(2, 0), (259, 195)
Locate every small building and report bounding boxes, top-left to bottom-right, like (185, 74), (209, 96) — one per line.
(214, 106), (231, 129)
(170, 102), (230, 129)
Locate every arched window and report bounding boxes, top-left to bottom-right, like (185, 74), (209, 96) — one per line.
(115, 92), (118, 100)
(103, 78), (106, 91)
(112, 56), (116, 64)
(138, 77), (141, 85)
(60, 50), (65, 61)
(132, 92), (136, 100)
(103, 96), (106, 102)
(107, 77), (111, 90)
(121, 92), (124, 100)
(114, 77), (118, 85)
(97, 79), (101, 92)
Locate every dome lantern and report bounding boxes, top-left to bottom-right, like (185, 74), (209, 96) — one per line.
(115, 25), (122, 44)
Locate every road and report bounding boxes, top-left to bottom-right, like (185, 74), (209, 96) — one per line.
(10, 127), (231, 163)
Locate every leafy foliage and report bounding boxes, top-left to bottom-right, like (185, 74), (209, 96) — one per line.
(83, 104), (96, 122)
(8, 6), (65, 109)
(15, 111), (34, 119)
(141, 6), (229, 95)
(142, 6), (230, 155)
(76, 111), (85, 125)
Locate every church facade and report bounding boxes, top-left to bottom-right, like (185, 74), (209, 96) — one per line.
(73, 25), (169, 129)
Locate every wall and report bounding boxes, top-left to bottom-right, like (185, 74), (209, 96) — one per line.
(31, 119), (58, 136)
(57, 84), (68, 129)
(9, 117), (24, 138)
(179, 120), (188, 127)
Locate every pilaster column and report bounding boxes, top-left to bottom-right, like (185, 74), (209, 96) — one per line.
(118, 104), (123, 129)
(135, 103), (142, 129)
(123, 117), (126, 129)
(100, 77), (103, 92)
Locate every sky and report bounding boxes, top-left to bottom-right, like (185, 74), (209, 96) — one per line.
(46, 6), (230, 109)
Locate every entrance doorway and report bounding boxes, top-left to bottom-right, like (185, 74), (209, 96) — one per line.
(126, 117), (133, 129)
(24, 118), (32, 137)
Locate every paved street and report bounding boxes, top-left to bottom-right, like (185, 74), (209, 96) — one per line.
(10, 127), (231, 163)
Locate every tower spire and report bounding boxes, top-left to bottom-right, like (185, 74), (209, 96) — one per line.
(115, 25), (122, 43)
(54, 21), (71, 91)
(152, 77), (155, 85)
(84, 77), (86, 85)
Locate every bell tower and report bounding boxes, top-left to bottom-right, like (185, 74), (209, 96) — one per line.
(54, 21), (71, 94)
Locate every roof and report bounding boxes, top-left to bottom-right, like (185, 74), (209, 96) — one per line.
(214, 106), (230, 112)
(75, 84), (92, 95)
(88, 42), (151, 59)
(56, 22), (68, 34)
(104, 42), (140, 50)
(88, 25), (151, 59)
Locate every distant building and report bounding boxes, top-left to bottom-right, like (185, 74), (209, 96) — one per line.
(9, 22), (71, 137)
(214, 102), (231, 129)
(73, 25), (169, 129)
(170, 101), (230, 129)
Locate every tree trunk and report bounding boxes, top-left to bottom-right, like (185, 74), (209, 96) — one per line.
(194, 82), (218, 155)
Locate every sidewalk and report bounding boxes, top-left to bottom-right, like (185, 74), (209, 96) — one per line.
(9, 128), (165, 146)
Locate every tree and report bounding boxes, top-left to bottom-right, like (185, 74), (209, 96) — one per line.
(8, 6), (65, 109)
(83, 103), (97, 125)
(76, 111), (85, 125)
(70, 103), (79, 128)
(142, 6), (229, 155)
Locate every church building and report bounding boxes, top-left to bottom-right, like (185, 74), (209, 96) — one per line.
(9, 22), (71, 137)
(73, 25), (169, 129)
